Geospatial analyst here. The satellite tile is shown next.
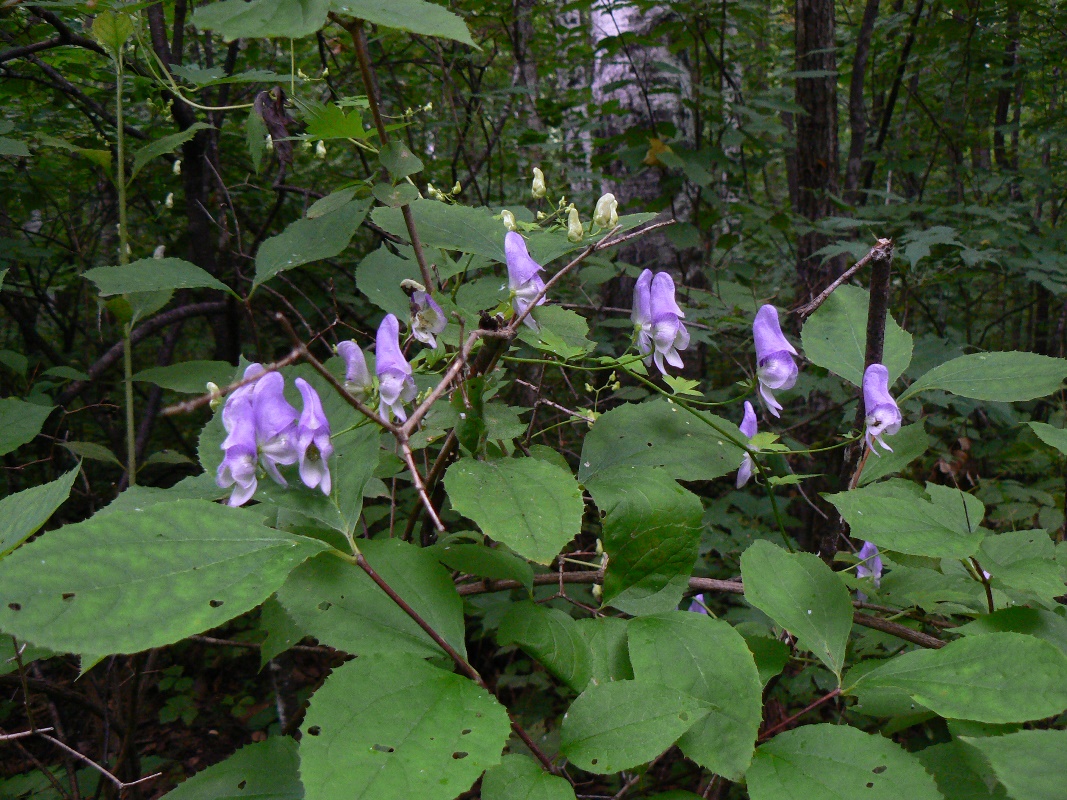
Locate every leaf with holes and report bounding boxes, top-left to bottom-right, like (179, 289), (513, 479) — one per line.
(162, 737), (302, 799)
(497, 601), (592, 692)
(299, 653), (511, 800)
(0, 466), (79, 559)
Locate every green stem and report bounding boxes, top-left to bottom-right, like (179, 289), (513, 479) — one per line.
(114, 52), (135, 485)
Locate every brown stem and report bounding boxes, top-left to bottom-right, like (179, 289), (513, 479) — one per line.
(758, 687), (841, 742)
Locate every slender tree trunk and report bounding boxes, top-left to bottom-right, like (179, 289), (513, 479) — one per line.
(843, 0), (881, 205)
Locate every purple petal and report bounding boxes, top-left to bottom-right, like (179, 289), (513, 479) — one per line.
(736, 453), (754, 488)
(863, 364), (902, 453)
(856, 541), (883, 587)
(412, 290), (447, 346)
(337, 341), (372, 391)
(753, 305), (797, 362)
(505, 231), (543, 288)
(740, 400), (758, 439)
(631, 269), (653, 328)
(251, 371), (298, 443)
(687, 593), (709, 614)
(376, 314), (412, 378)
(295, 378), (333, 494)
(758, 351), (799, 391)
(651, 272), (685, 318)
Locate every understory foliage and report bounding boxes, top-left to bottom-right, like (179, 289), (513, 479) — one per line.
(1, 1), (1066, 799)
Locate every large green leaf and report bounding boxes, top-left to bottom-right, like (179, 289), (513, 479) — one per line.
(955, 607), (1067, 655)
(627, 613), (762, 780)
(740, 541), (853, 679)
(254, 199), (370, 288)
(497, 601), (591, 692)
(747, 724), (942, 800)
(444, 456), (583, 565)
(899, 351), (1067, 402)
(129, 123), (212, 181)
(578, 400), (744, 483)
(299, 653), (511, 800)
(0, 398), (55, 456)
(826, 481), (985, 559)
(575, 617), (633, 686)
(915, 741), (1007, 800)
(1027, 421), (1067, 456)
(979, 530), (1064, 605)
(0, 500), (328, 655)
(329, 0), (476, 47)
(961, 729), (1067, 800)
(800, 285), (913, 385)
(481, 754), (576, 800)
(0, 466), (79, 558)
(162, 737), (302, 799)
(84, 258), (232, 296)
(585, 467), (703, 615)
(858, 422), (931, 486)
(132, 360), (236, 393)
(355, 245), (424, 317)
(192, 0), (330, 40)
(559, 680), (712, 774)
(847, 633), (1067, 723)
(275, 539), (466, 659)
(432, 541), (534, 593)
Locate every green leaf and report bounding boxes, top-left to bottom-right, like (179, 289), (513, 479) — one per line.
(902, 225), (962, 268)
(627, 613), (762, 780)
(826, 481), (985, 559)
(328, 0), (477, 47)
(275, 539), (466, 659)
(481, 754), (576, 800)
(848, 633), (1067, 723)
(585, 467), (703, 615)
(0, 636), (54, 676)
(379, 140), (424, 180)
(307, 187), (359, 218)
(0, 467), (78, 559)
(955, 607), (1067, 655)
(129, 123), (212, 181)
(0, 500), (328, 655)
(0, 137), (31, 157)
(432, 542), (534, 592)
(575, 617), (633, 686)
(89, 10), (134, 55)
(559, 680), (711, 774)
(979, 530), (1064, 604)
(961, 729), (1067, 800)
(62, 441), (124, 468)
(740, 541), (853, 680)
(192, 0), (330, 40)
(133, 361), (235, 393)
(497, 601), (592, 692)
(858, 421), (931, 485)
(915, 741), (1007, 800)
(254, 199), (370, 288)
(745, 635), (792, 686)
(257, 596), (306, 666)
(245, 105), (269, 173)
(1027, 421), (1067, 455)
(899, 351), (1067, 402)
(372, 182), (421, 208)
(84, 258), (232, 296)
(355, 245), (423, 318)
(299, 653), (511, 800)
(0, 398), (54, 456)
(578, 400), (745, 483)
(303, 102), (374, 141)
(747, 724), (942, 800)
(444, 456), (583, 565)
(800, 285), (913, 385)
(517, 306), (596, 360)
(162, 737), (302, 800)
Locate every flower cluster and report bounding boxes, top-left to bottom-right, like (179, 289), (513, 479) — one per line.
(631, 269), (690, 375)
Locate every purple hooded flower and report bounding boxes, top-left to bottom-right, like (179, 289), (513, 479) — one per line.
(376, 313), (417, 422)
(251, 371), (299, 486)
(753, 304), (799, 418)
(631, 269), (654, 359)
(687, 593), (710, 614)
(863, 363), (902, 454)
(505, 231), (546, 330)
(295, 378), (333, 495)
(736, 400), (758, 489)
(856, 541), (883, 588)
(411, 290), (447, 348)
(337, 340), (373, 399)
(217, 394), (258, 507)
(649, 273), (690, 374)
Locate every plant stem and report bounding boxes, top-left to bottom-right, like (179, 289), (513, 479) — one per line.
(114, 50), (136, 486)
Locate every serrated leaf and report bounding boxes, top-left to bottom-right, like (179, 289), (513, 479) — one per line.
(628, 613), (762, 780)
(62, 441), (124, 468)
(915, 741), (1007, 800)
(302, 101), (374, 141)
(1027, 421), (1067, 455)
(0, 500), (328, 655)
(481, 754), (576, 800)
(0, 467), (79, 559)
(299, 653), (511, 800)
(84, 258), (232, 296)
(162, 737), (302, 800)
(379, 140), (424, 180)
(444, 456), (583, 564)
(955, 607), (1067, 655)
(574, 616), (633, 686)
(961, 729), (1067, 800)
(132, 361), (235, 393)
(497, 601), (592, 692)
(740, 541), (853, 679)
(253, 199), (370, 288)
(0, 398), (54, 456)
(245, 105), (268, 173)
(372, 182), (421, 208)
(800, 285), (913, 385)
(129, 123), (212, 181)
(517, 306), (596, 359)
(328, 0), (477, 47)
(432, 542), (534, 592)
(858, 422), (931, 485)
(192, 0), (330, 40)
(748, 724), (942, 800)
(847, 633), (1067, 723)
(899, 351), (1067, 402)
(355, 244), (423, 317)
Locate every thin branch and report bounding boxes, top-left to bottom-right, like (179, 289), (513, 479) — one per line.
(161, 347), (302, 417)
(38, 733), (161, 791)
(793, 238), (893, 317)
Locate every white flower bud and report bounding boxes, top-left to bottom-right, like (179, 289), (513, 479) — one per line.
(423, 101), (433, 112)
(172, 159), (181, 175)
(322, 67), (330, 77)
(164, 192), (174, 209)
(452, 181), (462, 194)
(206, 382), (223, 412)
(593, 192), (619, 228)
(531, 167), (546, 199)
(153, 245), (166, 259)
(265, 134), (274, 152)
(297, 68), (308, 79)
(315, 140), (327, 159)
(501, 209), (517, 232)
(301, 139), (312, 151)
(566, 206), (584, 242)
(591, 584), (603, 602)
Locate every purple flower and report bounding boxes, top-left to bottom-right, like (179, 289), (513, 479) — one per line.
(337, 340), (373, 399)
(251, 371), (299, 486)
(411, 290), (447, 348)
(505, 231), (546, 330)
(295, 378), (333, 495)
(631, 269), (654, 359)
(863, 363), (901, 454)
(376, 313), (417, 422)
(753, 305), (798, 418)
(649, 273), (690, 374)
(687, 593), (709, 614)
(736, 400), (758, 489)
(217, 393), (258, 507)
(856, 541), (883, 587)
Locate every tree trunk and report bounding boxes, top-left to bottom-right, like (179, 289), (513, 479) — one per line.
(843, 0), (880, 205)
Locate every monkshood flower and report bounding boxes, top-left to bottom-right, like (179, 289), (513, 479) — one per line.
(688, 593), (709, 614)
(631, 269), (654, 358)
(376, 313), (417, 422)
(531, 167), (546, 199)
(593, 192), (619, 228)
(736, 400), (758, 489)
(753, 304), (799, 418)
(856, 541), (883, 587)
(337, 340), (374, 399)
(411, 290), (447, 348)
(505, 231), (546, 331)
(251, 370), (299, 486)
(863, 363), (902, 454)
(649, 272), (690, 374)
(217, 393), (258, 507)
(295, 378), (333, 495)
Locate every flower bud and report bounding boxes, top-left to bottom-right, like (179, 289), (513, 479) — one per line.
(452, 181), (462, 194)
(501, 209), (517, 232)
(591, 584), (603, 602)
(531, 167), (546, 199)
(301, 139), (312, 151)
(153, 245), (166, 259)
(164, 192), (174, 209)
(593, 192), (619, 228)
(315, 140), (327, 159)
(265, 134), (274, 152)
(424, 101), (433, 112)
(172, 159), (181, 175)
(566, 206), (584, 242)
(322, 67), (329, 77)
(207, 382), (223, 412)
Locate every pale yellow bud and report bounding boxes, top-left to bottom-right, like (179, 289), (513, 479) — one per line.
(566, 206), (584, 242)
(536, 211), (546, 220)
(172, 159), (181, 175)
(452, 181), (462, 194)
(501, 209), (517, 232)
(207, 382), (223, 412)
(153, 245), (166, 259)
(164, 192), (174, 209)
(315, 140), (327, 159)
(593, 192), (619, 228)
(531, 167), (546, 199)
(265, 134), (274, 152)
